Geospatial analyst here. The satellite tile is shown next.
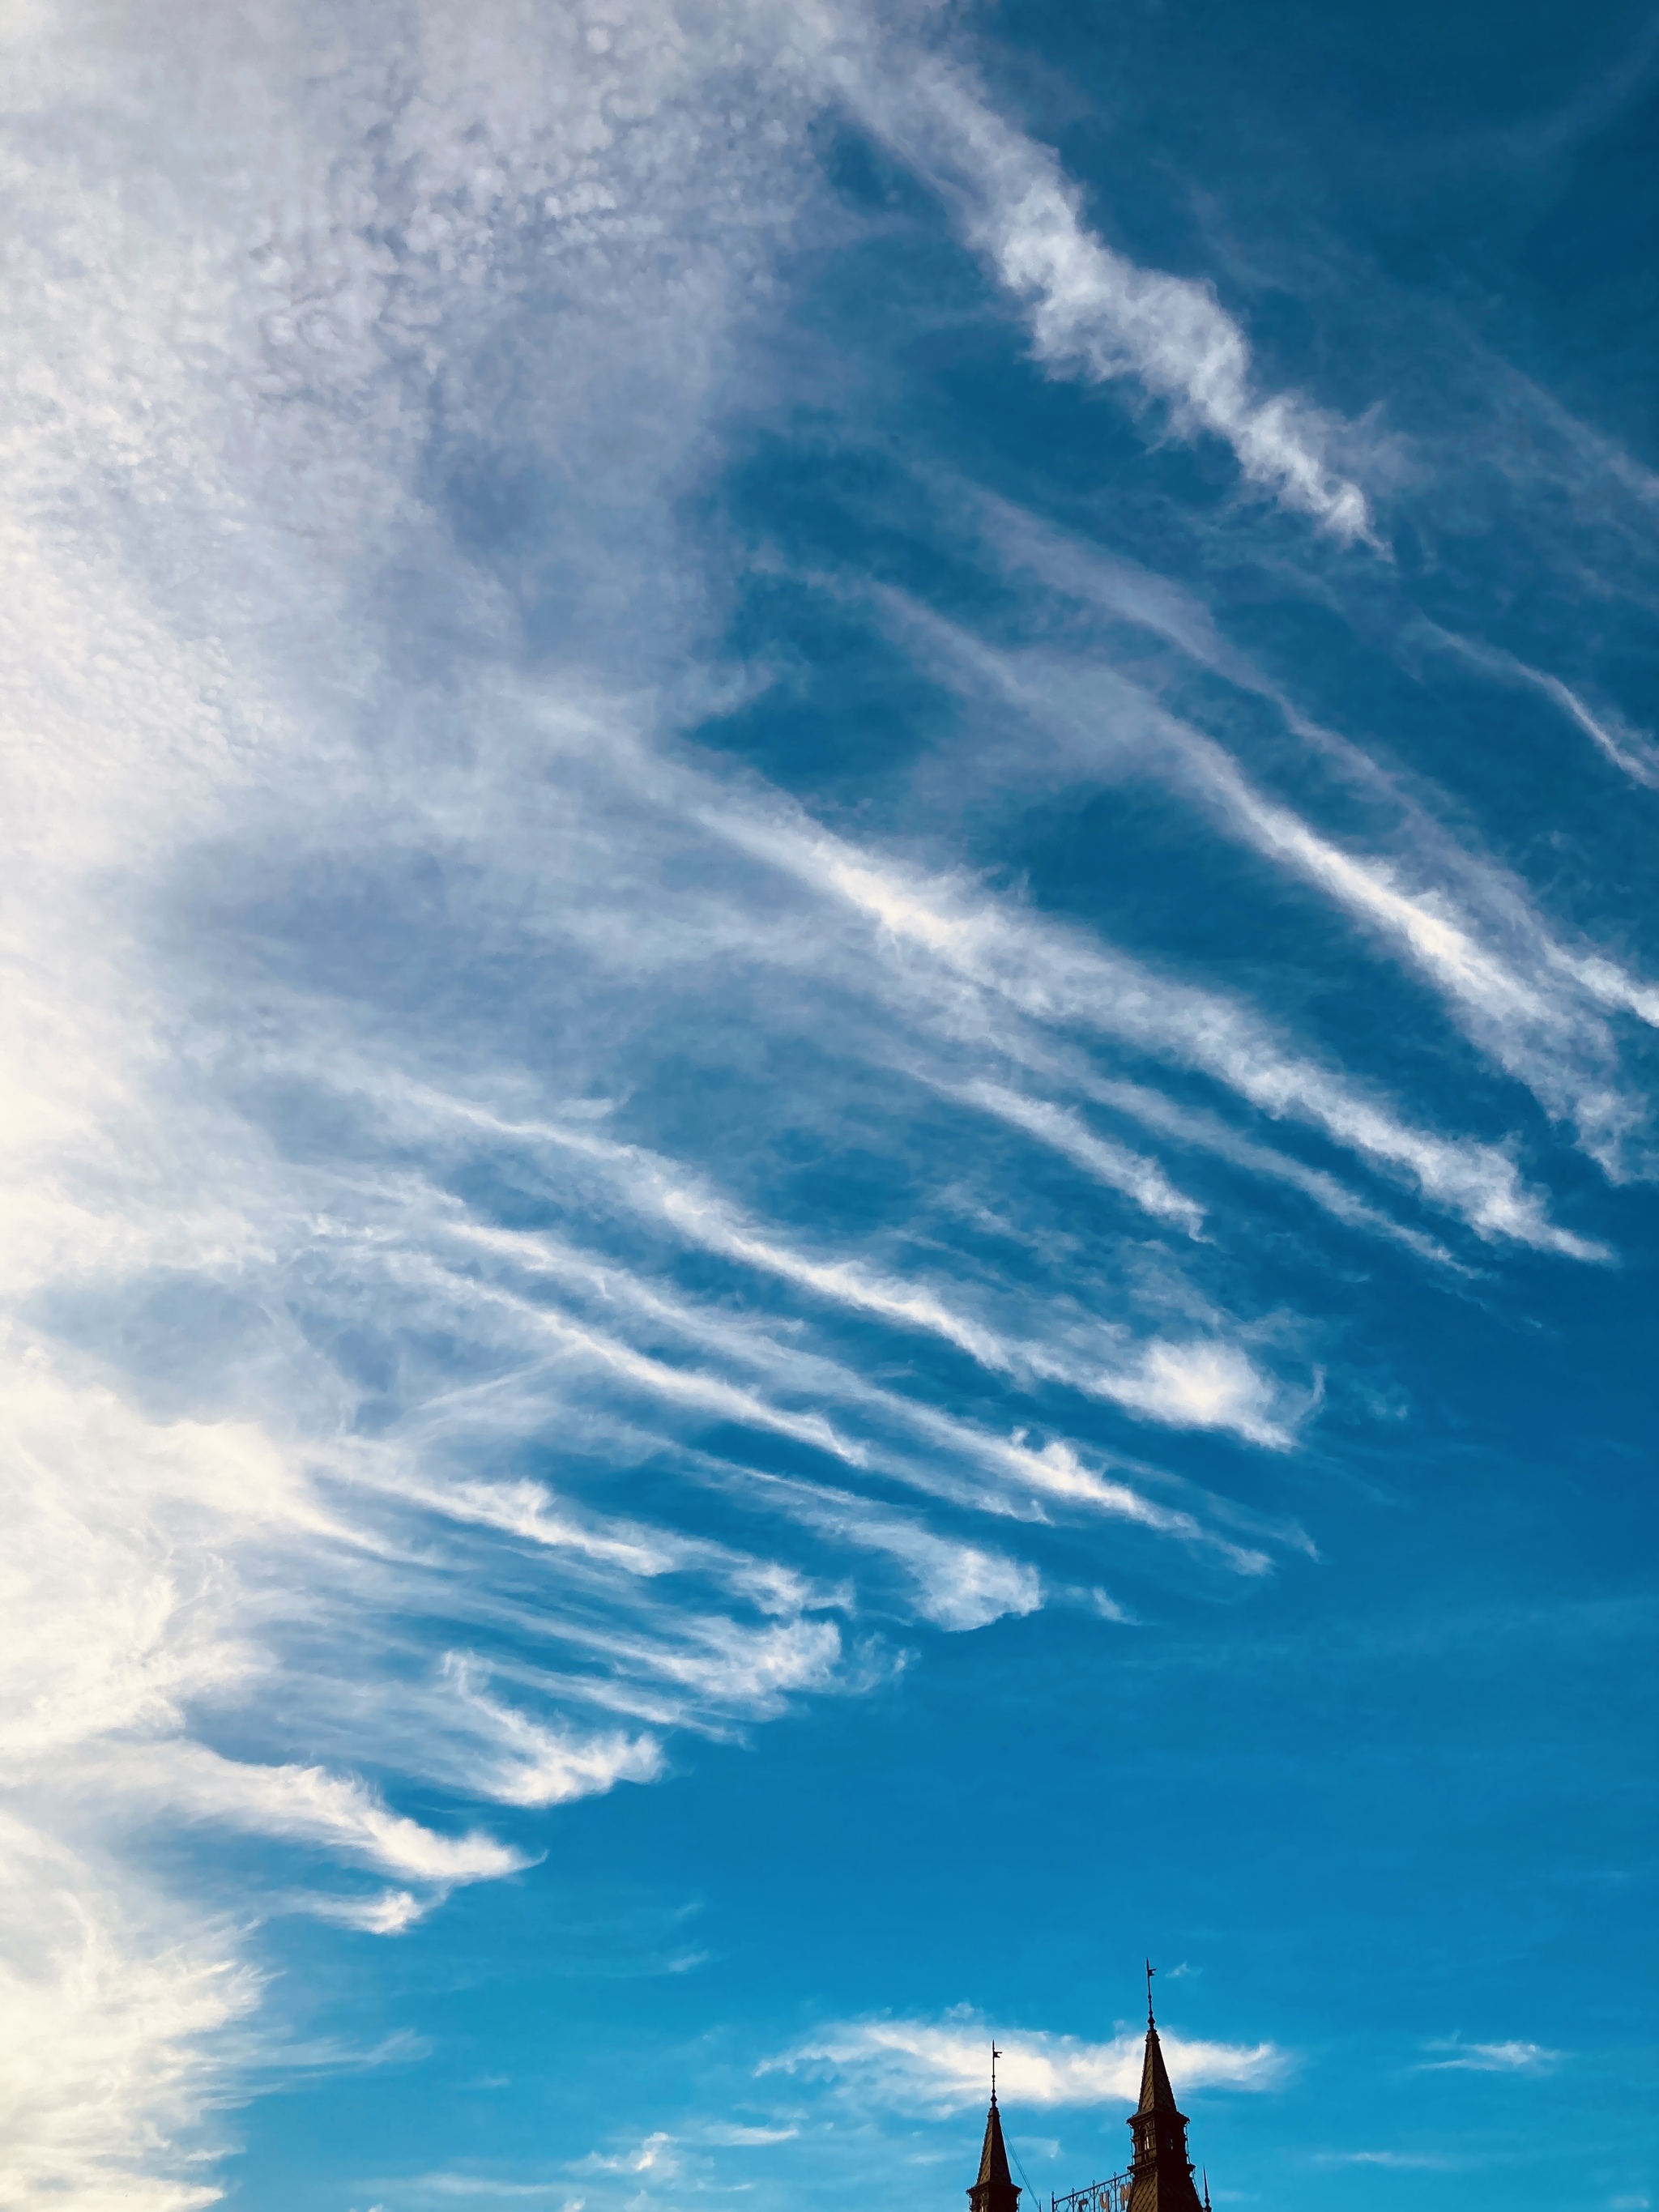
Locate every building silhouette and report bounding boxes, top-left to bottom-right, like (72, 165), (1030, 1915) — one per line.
(968, 1998), (1210, 2212)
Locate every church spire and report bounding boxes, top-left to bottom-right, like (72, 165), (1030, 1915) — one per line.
(967, 2061), (1020, 2212)
(1125, 1975), (1204, 2212)
(1135, 2020), (1183, 2120)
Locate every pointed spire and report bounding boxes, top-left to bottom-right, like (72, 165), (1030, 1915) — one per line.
(1137, 2023), (1182, 2116)
(975, 2099), (1015, 2191)
(968, 2091), (1021, 2212)
(1125, 1973), (1203, 2212)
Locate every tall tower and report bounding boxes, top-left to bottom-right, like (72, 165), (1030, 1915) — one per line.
(967, 2093), (1021, 2212)
(1125, 1994), (1205, 2212)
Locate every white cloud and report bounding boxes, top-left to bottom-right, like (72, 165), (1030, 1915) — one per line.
(955, 1080), (1206, 1237)
(439, 1145), (1292, 1448)
(0, 1358), (344, 1767)
(303, 1890), (434, 1937)
(440, 1656), (665, 1806)
(711, 1467), (1043, 1630)
(0, 1814), (257, 2211)
(1071, 1072), (1462, 1268)
(142, 1745), (529, 1886)
(326, 1147), (1300, 1479)
(876, 577), (1655, 1176)
(836, 50), (1373, 539)
(576, 2130), (680, 2176)
(1429, 629), (1659, 792)
(766, 2017), (1285, 2112)
(1096, 1338), (1295, 1449)
(1322, 2150), (1468, 2170)
(424, 1120), (1017, 1372)
(656, 1183), (1015, 1368)
(710, 800), (1600, 1255)
(406, 2181), (573, 2201)
(1420, 2039), (1563, 2073)
(585, 1613), (850, 1719)
(1158, 711), (1657, 1162)
(835, 1526), (1042, 1634)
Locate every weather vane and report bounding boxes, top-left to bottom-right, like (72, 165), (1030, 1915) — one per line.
(991, 2039), (1003, 2103)
(1145, 1959), (1157, 2028)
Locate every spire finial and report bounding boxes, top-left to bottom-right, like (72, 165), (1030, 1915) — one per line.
(1145, 1960), (1156, 2029)
(991, 2039), (1002, 2104)
(1201, 2170), (1211, 2211)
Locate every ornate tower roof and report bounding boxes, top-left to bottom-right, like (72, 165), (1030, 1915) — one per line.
(968, 2097), (1021, 2212)
(1125, 1993), (1204, 2212)
(1137, 2027), (1183, 2120)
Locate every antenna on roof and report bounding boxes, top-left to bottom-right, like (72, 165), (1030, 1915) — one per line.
(1145, 1960), (1157, 2030)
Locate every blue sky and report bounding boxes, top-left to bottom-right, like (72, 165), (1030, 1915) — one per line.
(2, 1), (1656, 2207)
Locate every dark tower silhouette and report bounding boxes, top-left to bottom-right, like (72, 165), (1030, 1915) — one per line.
(1125, 1987), (1204, 2212)
(968, 2094), (1021, 2212)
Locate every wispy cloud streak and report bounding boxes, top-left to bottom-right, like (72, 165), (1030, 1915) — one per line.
(952, 1079), (1207, 1238)
(874, 578), (1656, 1172)
(323, 1086), (1295, 1447)
(1429, 628), (1659, 791)
(706, 800), (1600, 1255)
(831, 43), (1373, 539)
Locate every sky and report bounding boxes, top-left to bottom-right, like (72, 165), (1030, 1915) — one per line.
(1, 0), (1656, 2207)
